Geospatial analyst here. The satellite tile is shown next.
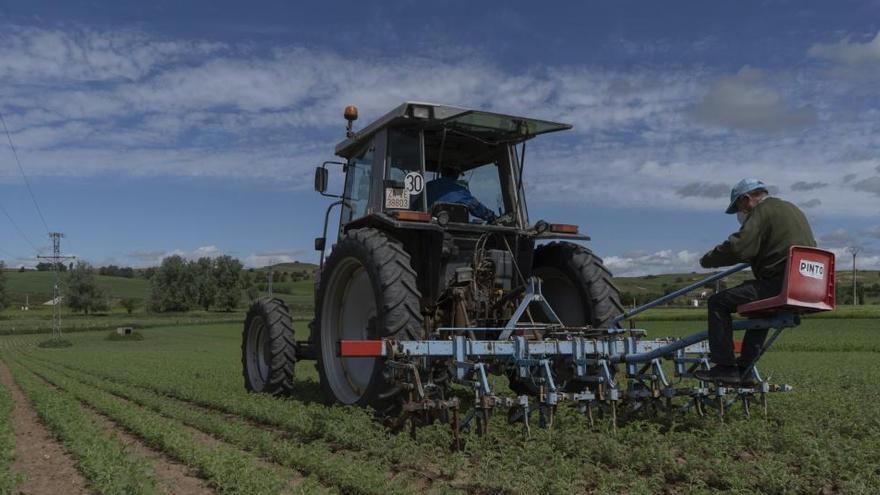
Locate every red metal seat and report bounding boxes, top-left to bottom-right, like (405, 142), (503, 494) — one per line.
(737, 246), (836, 318)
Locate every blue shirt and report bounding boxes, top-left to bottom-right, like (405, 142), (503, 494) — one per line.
(426, 177), (497, 221)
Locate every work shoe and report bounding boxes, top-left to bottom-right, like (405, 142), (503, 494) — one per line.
(694, 366), (741, 385)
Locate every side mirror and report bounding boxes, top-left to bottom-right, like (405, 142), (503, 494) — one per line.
(314, 237), (326, 251)
(314, 167), (328, 193)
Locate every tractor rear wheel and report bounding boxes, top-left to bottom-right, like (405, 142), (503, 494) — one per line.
(532, 242), (624, 328)
(241, 297), (296, 395)
(313, 228), (424, 413)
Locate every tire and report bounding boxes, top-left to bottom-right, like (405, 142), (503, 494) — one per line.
(241, 297), (296, 395)
(532, 242), (624, 328)
(509, 242), (623, 394)
(313, 228), (423, 413)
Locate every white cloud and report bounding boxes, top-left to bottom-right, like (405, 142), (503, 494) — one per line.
(0, 23), (877, 222)
(808, 32), (880, 68)
(604, 249), (703, 277)
(691, 66), (817, 133)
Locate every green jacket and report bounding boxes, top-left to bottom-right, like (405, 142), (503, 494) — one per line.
(700, 197), (816, 280)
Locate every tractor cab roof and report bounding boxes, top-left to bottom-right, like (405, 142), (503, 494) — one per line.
(335, 102), (572, 159)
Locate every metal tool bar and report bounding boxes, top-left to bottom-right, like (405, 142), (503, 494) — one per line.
(611, 263), (750, 325)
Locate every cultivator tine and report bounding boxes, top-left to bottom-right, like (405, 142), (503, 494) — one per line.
(451, 406), (462, 451)
(761, 392), (768, 419)
(611, 401), (618, 432)
(742, 395), (751, 419)
(587, 403), (595, 428)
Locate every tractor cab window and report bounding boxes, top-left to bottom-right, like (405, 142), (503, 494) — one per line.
(385, 129), (425, 211)
(461, 162), (505, 218)
(343, 144), (374, 221)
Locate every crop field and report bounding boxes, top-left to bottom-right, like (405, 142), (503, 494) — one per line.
(0, 318), (874, 494)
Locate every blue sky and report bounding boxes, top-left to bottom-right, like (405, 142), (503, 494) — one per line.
(0, 0), (878, 274)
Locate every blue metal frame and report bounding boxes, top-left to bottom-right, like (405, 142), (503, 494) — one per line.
(352, 263), (800, 439)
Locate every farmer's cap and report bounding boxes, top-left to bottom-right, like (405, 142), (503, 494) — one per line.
(726, 178), (770, 214)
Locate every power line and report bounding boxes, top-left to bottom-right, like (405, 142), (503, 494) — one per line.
(0, 111), (50, 233)
(0, 199), (39, 252)
(0, 244), (24, 259)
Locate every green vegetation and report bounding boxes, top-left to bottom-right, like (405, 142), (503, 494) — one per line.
(17, 358), (293, 494)
(0, 377), (18, 494)
(105, 331), (144, 341)
(6, 358), (157, 494)
(0, 318), (877, 494)
(0, 263), (7, 312)
(37, 338), (73, 348)
(67, 261), (109, 314)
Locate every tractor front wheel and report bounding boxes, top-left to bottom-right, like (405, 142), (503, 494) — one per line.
(241, 297), (296, 395)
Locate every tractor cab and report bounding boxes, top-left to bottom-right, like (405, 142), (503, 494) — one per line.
(315, 102), (577, 239)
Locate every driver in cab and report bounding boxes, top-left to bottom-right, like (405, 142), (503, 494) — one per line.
(426, 166), (497, 222)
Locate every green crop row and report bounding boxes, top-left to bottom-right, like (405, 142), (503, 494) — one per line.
(18, 322), (880, 494)
(13, 356), (299, 495)
(20, 345), (425, 464)
(31, 356), (411, 495)
(3, 357), (157, 495)
(0, 373), (19, 494)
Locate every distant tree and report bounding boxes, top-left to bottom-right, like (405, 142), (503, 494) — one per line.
(0, 262), (7, 311)
(143, 267), (156, 279)
(17, 266), (25, 273)
(214, 255), (243, 311)
(149, 255), (198, 312)
(246, 286), (260, 301)
(194, 257), (217, 311)
(36, 261), (67, 272)
(66, 261), (109, 314)
(119, 297), (139, 315)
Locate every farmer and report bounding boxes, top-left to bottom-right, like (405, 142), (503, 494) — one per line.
(426, 166), (497, 222)
(694, 178), (816, 384)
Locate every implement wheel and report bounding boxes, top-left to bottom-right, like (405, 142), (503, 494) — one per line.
(241, 297), (296, 395)
(313, 228), (424, 413)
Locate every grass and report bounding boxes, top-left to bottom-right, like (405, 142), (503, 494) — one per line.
(2, 270), (150, 302)
(0, 318), (876, 493)
(13, 357), (293, 495)
(632, 304), (880, 321)
(106, 331), (145, 341)
(0, 377), (17, 494)
(0, 306), (248, 336)
(5, 358), (157, 494)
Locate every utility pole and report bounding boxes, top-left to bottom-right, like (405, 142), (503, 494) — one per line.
(267, 258), (274, 297)
(846, 246), (861, 306)
(36, 233), (75, 339)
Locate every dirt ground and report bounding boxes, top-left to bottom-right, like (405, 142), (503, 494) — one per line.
(0, 362), (89, 495)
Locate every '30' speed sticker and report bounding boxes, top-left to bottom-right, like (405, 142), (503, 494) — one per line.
(404, 172), (424, 196)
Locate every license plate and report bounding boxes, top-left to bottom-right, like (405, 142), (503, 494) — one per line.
(385, 188), (409, 209)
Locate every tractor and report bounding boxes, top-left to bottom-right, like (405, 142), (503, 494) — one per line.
(241, 102), (835, 437)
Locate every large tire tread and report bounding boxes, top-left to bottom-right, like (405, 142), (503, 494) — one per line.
(242, 297), (296, 396)
(314, 228), (423, 414)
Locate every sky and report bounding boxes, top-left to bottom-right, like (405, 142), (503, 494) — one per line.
(0, 0), (878, 275)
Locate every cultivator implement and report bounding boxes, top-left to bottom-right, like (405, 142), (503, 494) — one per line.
(339, 247), (835, 445)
